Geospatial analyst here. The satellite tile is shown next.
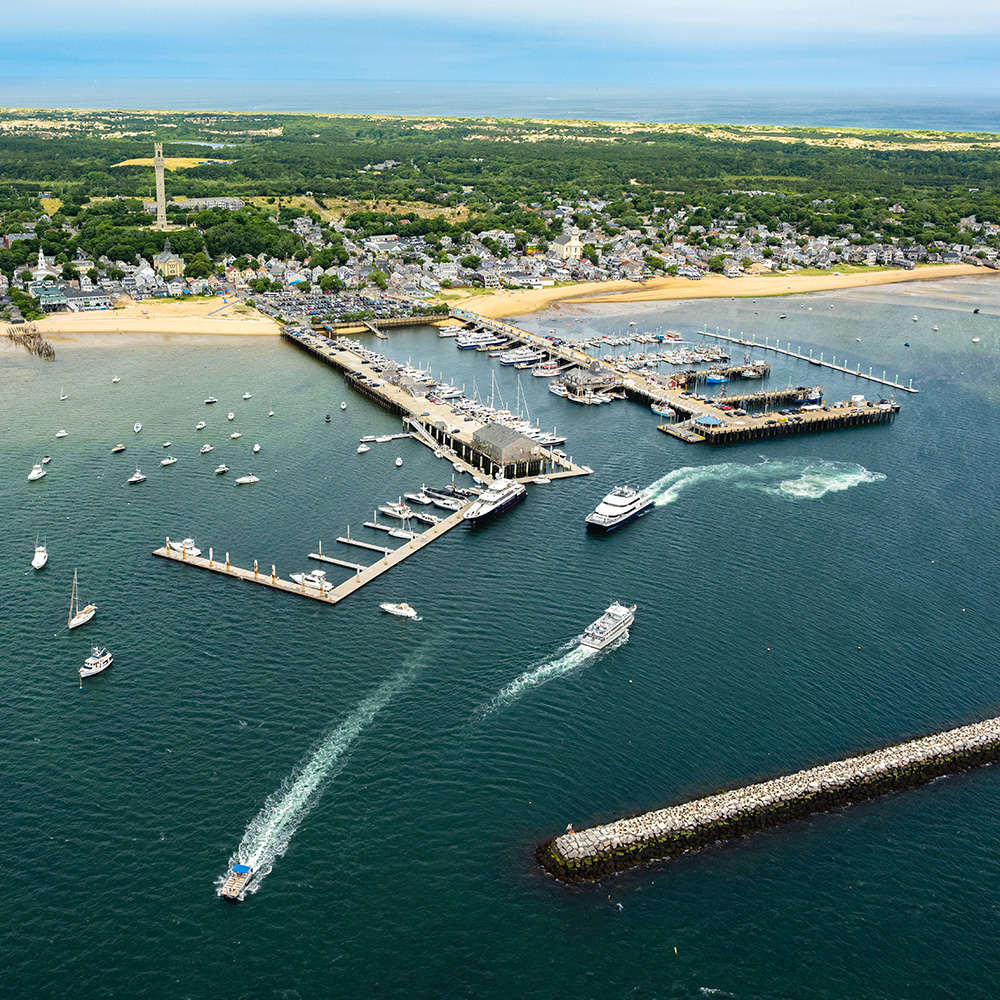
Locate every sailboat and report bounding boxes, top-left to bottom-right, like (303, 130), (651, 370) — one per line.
(68, 569), (97, 629)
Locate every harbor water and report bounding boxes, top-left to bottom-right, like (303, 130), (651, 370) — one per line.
(4, 274), (1000, 999)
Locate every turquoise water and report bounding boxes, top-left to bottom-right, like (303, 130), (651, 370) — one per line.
(5, 275), (1000, 998)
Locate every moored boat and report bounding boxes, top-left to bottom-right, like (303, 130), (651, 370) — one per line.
(200, 443), (214, 453)
(234, 473), (260, 485)
(68, 569), (97, 629)
(28, 463), (46, 481)
(357, 444), (370, 454)
(32, 540), (48, 570)
(290, 568), (334, 594)
(580, 602), (636, 650)
(111, 444), (126, 454)
(161, 456), (177, 466)
(214, 464), (230, 475)
(462, 477), (526, 524)
(80, 646), (113, 679)
(204, 397), (218, 404)
(127, 468), (146, 484)
(133, 422), (142, 433)
(195, 421), (206, 430)
(378, 499), (413, 520)
(168, 537), (202, 557)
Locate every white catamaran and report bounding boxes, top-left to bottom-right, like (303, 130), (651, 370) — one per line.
(68, 569), (97, 629)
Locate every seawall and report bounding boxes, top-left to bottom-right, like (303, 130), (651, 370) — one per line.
(536, 716), (1000, 883)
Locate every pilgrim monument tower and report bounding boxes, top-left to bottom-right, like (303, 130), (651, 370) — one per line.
(153, 142), (167, 229)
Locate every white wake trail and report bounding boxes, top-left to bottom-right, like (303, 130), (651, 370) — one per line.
(644, 458), (885, 507)
(219, 668), (412, 897)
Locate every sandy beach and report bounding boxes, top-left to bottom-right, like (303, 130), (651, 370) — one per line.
(454, 263), (995, 319)
(36, 296), (281, 344)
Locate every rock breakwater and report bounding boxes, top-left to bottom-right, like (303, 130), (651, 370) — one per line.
(536, 716), (1000, 883)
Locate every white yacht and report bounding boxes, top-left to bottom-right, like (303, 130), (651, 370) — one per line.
(379, 602), (418, 618)
(168, 538), (202, 558)
(580, 602), (636, 650)
(68, 569), (97, 629)
(234, 474), (259, 485)
(585, 486), (654, 531)
(230, 431), (242, 439)
(55, 429), (68, 438)
(32, 540), (48, 570)
(462, 477), (526, 523)
(403, 490), (433, 505)
(378, 499), (413, 520)
(42, 456), (51, 464)
(163, 441), (172, 448)
(133, 422), (142, 434)
(111, 444), (126, 454)
(252, 443), (260, 454)
(341, 401), (347, 410)
(215, 464), (230, 475)
(28, 463), (46, 481)
(161, 456), (178, 466)
(357, 444), (370, 454)
(243, 392), (252, 400)
(227, 411), (235, 421)
(127, 468), (146, 484)
(395, 457), (403, 468)
(80, 646), (113, 679)
(112, 376), (121, 384)
(290, 569), (334, 594)
(204, 397), (218, 405)
(195, 421), (206, 430)
(200, 443), (214, 454)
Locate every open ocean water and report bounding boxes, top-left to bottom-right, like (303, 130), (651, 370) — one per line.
(4, 274), (1000, 998)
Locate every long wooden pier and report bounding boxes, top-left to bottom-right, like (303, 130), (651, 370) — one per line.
(153, 510), (467, 605)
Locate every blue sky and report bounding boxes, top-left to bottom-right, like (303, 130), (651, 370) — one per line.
(3, 0), (1000, 90)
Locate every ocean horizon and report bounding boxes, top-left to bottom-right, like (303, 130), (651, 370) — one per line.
(3, 79), (1000, 132)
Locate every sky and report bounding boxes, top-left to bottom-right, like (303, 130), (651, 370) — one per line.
(3, 0), (1000, 90)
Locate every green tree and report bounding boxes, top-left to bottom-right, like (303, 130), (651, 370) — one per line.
(184, 252), (213, 278)
(370, 269), (388, 290)
(459, 254), (481, 270)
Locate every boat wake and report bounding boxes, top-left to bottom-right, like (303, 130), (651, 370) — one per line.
(645, 458), (885, 507)
(218, 667), (413, 897)
(482, 632), (629, 715)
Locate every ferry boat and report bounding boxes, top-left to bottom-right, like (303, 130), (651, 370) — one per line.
(168, 538), (202, 558)
(580, 602), (636, 650)
(219, 864), (253, 901)
(380, 602), (418, 618)
(456, 331), (502, 350)
(585, 486), (654, 531)
(290, 569), (334, 594)
(462, 477), (526, 524)
(80, 646), (113, 679)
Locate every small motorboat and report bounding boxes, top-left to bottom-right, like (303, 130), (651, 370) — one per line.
(205, 397), (218, 405)
(80, 646), (113, 679)
(133, 422), (142, 434)
(60, 390), (68, 401)
(243, 392), (252, 400)
(403, 490), (433, 505)
(55, 429), (68, 438)
(200, 443), (214, 454)
(161, 456), (178, 466)
(268, 409), (275, 417)
(325, 414), (331, 423)
(41, 455), (51, 464)
(127, 467), (146, 484)
(112, 376), (121, 384)
(111, 444), (126, 454)
(357, 444), (370, 454)
(378, 500), (413, 520)
(163, 441), (172, 448)
(395, 457), (403, 468)
(253, 443), (260, 454)
(214, 464), (230, 475)
(227, 412), (235, 421)
(380, 602), (418, 619)
(168, 538), (202, 557)
(234, 474), (260, 485)
(230, 431), (242, 439)
(340, 401), (347, 410)
(219, 863), (253, 901)
(912, 315), (918, 322)
(28, 463), (46, 481)
(973, 337), (982, 344)
(290, 569), (334, 594)
(196, 420), (206, 430)
(533, 475), (552, 485)
(31, 541), (48, 570)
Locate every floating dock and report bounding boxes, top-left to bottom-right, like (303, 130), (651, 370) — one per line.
(536, 715), (1000, 883)
(153, 511), (467, 605)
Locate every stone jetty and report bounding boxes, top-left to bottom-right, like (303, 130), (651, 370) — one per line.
(537, 716), (1000, 883)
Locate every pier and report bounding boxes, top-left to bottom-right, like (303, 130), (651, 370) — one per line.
(536, 715), (1000, 884)
(153, 510), (467, 605)
(698, 327), (919, 393)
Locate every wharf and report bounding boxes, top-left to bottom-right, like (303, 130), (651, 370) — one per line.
(537, 715), (1000, 884)
(698, 328), (919, 393)
(153, 509), (467, 605)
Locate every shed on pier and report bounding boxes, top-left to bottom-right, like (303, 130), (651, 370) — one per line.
(473, 422), (539, 476)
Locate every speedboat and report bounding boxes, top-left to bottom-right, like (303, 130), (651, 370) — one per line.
(127, 468), (146, 484)
(163, 441), (172, 448)
(403, 490), (433, 505)
(580, 602), (636, 650)
(133, 422), (142, 433)
(380, 602), (417, 618)
(200, 443), (214, 454)
(234, 474), (259, 485)
(357, 444), (370, 454)
(227, 412), (235, 421)
(230, 431), (242, 439)
(55, 429), (68, 438)
(462, 477), (526, 523)
(378, 499), (413, 520)
(533, 475), (551, 485)
(80, 646), (113, 679)
(395, 457), (403, 467)
(28, 463), (46, 481)
(42, 456), (51, 464)
(341, 401), (347, 410)
(204, 397), (218, 404)
(111, 444), (126, 454)
(214, 464), (230, 475)
(325, 414), (331, 423)
(268, 408), (274, 417)
(32, 541), (48, 570)
(168, 537), (202, 557)
(196, 421), (206, 430)
(219, 864), (253, 901)
(585, 486), (654, 531)
(160, 456), (178, 466)
(243, 392), (252, 400)
(290, 569), (334, 594)
(412, 511), (441, 526)
(112, 376), (121, 384)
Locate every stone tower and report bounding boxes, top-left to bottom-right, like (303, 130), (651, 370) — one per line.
(153, 142), (167, 229)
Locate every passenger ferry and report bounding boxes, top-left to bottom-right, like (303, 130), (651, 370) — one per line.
(219, 864), (253, 901)
(581, 603), (636, 650)
(462, 477), (526, 524)
(585, 486), (653, 531)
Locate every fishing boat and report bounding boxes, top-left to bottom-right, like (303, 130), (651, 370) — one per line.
(196, 421), (206, 430)
(357, 444), (370, 454)
(31, 540), (48, 570)
(234, 474), (259, 485)
(160, 456), (178, 466)
(200, 443), (214, 453)
(650, 402), (675, 417)
(580, 602), (636, 650)
(127, 468), (146, 484)
(705, 374), (728, 384)
(531, 360), (561, 378)
(68, 569), (97, 629)
(55, 429), (68, 438)
(379, 602), (418, 618)
(133, 422), (142, 434)
(27, 463), (46, 481)
(111, 444), (126, 454)
(219, 864), (253, 901)
(79, 646), (113, 679)
(168, 538), (202, 557)
(214, 464), (230, 475)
